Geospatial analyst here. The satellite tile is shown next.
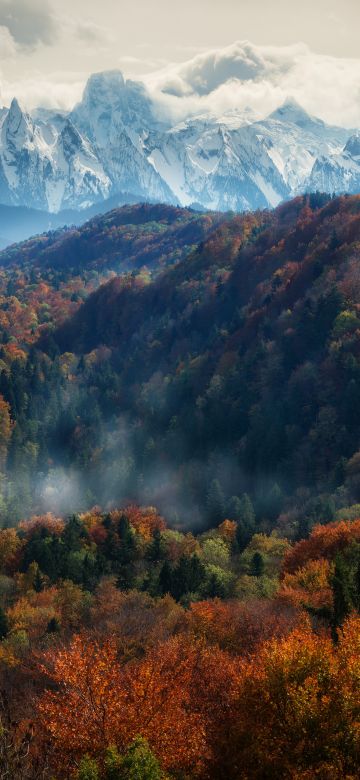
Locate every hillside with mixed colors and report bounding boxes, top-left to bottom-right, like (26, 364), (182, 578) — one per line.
(0, 195), (360, 777)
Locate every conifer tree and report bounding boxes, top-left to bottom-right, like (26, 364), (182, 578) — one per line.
(0, 606), (9, 640)
(158, 559), (173, 595)
(332, 555), (353, 635)
(206, 479), (225, 526)
(250, 551), (265, 577)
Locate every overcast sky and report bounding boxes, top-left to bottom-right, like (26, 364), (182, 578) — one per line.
(0, 0), (360, 125)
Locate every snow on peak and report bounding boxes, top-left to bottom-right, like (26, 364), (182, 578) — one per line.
(0, 70), (359, 215)
(344, 133), (360, 158)
(82, 71), (126, 107)
(4, 98), (33, 140)
(269, 98), (317, 127)
(72, 70), (158, 147)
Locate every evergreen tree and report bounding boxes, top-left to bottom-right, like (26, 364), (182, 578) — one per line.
(82, 553), (98, 591)
(62, 515), (86, 553)
(332, 555), (353, 636)
(171, 555), (191, 600)
(33, 566), (43, 593)
(158, 559), (173, 595)
(206, 571), (226, 599)
(188, 553), (206, 592)
(297, 515), (311, 541)
(226, 495), (243, 522)
(354, 554), (360, 611)
(238, 493), (255, 526)
(116, 561), (136, 591)
(118, 514), (131, 541)
(234, 494), (256, 553)
(147, 528), (166, 562)
(267, 483), (283, 521)
(0, 606), (8, 640)
(206, 479), (225, 526)
(116, 516), (137, 568)
(235, 521), (252, 553)
(250, 551), (265, 577)
(46, 617), (61, 634)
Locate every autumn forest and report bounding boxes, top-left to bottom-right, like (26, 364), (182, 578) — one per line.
(0, 195), (360, 777)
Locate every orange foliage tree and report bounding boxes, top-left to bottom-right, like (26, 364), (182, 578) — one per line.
(187, 598), (301, 655)
(223, 614), (360, 779)
(282, 519), (360, 574)
(19, 513), (65, 539)
(37, 631), (244, 777)
(37, 635), (206, 775)
(0, 527), (22, 574)
(278, 557), (334, 611)
(111, 505), (166, 541)
(90, 583), (184, 659)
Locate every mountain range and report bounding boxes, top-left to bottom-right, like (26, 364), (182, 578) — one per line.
(0, 69), (359, 223)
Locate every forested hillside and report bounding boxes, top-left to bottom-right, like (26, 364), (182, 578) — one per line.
(0, 203), (221, 355)
(1, 195), (360, 530)
(0, 194), (360, 777)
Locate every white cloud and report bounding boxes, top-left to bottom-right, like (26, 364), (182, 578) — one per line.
(155, 40), (297, 96)
(1, 39), (360, 129)
(76, 21), (111, 46)
(142, 41), (360, 128)
(0, 72), (85, 111)
(0, 0), (57, 48)
(0, 24), (17, 58)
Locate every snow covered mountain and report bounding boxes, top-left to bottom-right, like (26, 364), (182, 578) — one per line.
(0, 74), (357, 214)
(308, 133), (360, 195)
(145, 98), (351, 210)
(0, 98), (111, 211)
(70, 71), (173, 204)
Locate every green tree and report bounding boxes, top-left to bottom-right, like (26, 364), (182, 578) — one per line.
(158, 560), (173, 596)
(46, 616), (61, 634)
(238, 493), (255, 526)
(297, 515), (311, 541)
(267, 483), (283, 521)
(62, 514), (86, 553)
(250, 551), (265, 577)
(33, 565), (44, 593)
(235, 494), (256, 552)
(0, 606), (8, 640)
(147, 528), (166, 562)
(332, 555), (353, 635)
(105, 738), (163, 780)
(75, 755), (99, 780)
(226, 495), (243, 522)
(206, 479), (225, 526)
(170, 554), (205, 600)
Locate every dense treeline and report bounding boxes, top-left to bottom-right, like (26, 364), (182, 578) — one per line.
(0, 505), (359, 778)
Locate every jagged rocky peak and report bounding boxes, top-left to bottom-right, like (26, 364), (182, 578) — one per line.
(344, 133), (360, 157)
(80, 70), (152, 116)
(82, 70), (127, 108)
(3, 97), (34, 143)
(72, 69), (159, 139)
(269, 97), (316, 127)
(7, 97), (24, 122)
